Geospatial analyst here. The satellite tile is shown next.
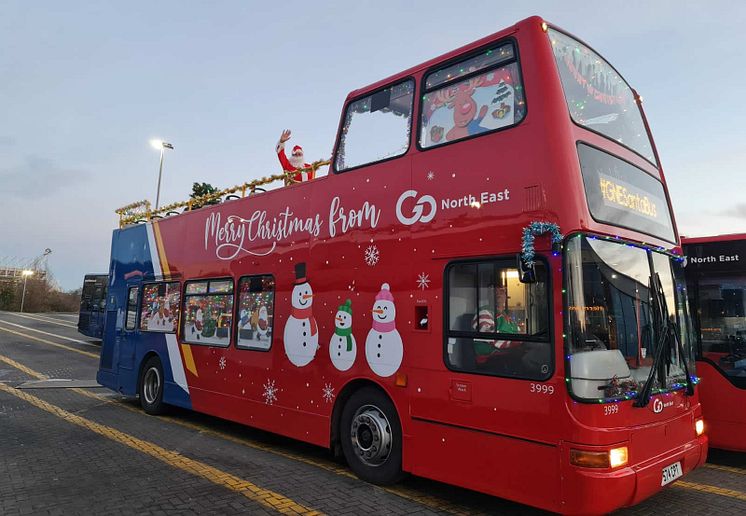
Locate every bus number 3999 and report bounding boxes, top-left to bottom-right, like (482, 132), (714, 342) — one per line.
(530, 383), (555, 394)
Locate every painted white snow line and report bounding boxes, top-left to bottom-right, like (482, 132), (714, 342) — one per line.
(10, 312), (77, 328)
(0, 320), (100, 348)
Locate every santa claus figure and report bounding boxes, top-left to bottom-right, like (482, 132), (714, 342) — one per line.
(276, 129), (315, 184)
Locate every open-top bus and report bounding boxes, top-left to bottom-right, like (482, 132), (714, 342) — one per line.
(98, 17), (706, 514)
(683, 234), (746, 452)
(78, 274), (108, 339)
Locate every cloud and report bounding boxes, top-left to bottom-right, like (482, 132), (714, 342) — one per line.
(0, 156), (90, 198)
(721, 203), (746, 218)
(0, 136), (14, 147)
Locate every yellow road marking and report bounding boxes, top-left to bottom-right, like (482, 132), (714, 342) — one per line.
(0, 354), (46, 380)
(0, 325), (99, 359)
(675, 480), (746, 502)
(0, 382), (321, 515)
(704, 463), (746, 476)
(0, 329), (474, 515)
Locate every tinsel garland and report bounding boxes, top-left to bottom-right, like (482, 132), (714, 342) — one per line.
(521, 221), (563, 267)
(116, 160), (331, 227)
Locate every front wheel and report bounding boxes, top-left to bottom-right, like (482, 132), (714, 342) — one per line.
(340, 387), (403, 485)
(139, 356), (166, 415)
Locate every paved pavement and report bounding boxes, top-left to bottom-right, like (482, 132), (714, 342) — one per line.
(1, 311), (745, 515)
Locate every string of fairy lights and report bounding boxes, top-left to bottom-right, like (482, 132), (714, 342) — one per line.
(115, 159), (331, 228)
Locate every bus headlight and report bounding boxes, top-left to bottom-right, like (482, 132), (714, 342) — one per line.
(609, 446), (629, 468)
(695, 418), (704, 436)
(570, 446), (628, 469)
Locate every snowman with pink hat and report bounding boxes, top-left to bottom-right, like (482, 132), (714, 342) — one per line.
(365, 283), (403, 377)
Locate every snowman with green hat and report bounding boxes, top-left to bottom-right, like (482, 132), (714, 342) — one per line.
(329, 299), (357, 371)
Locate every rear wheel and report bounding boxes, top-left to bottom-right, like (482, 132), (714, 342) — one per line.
(139, 356), (165, 415)
(340, 387), (403, 485)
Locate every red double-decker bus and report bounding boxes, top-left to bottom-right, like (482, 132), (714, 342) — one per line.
(683, 234), (746, 452)
(98, 17), (706, 514)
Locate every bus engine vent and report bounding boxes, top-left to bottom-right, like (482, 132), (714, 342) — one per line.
(523, 185), (546, 212)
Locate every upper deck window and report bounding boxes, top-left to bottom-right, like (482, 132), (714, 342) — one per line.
(335, 80), (414, 172)
(548, 29), (656, 165)
(420, 42), (526, 149)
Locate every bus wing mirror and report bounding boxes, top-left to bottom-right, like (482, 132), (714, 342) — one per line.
(517, 253), (536, 283)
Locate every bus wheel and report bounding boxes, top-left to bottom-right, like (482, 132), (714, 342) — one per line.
(340, 387), (403, 485)
(139, 356), (165, 415)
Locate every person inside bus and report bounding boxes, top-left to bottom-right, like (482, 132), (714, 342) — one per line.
(276, 129), (315, 185)
(472, 286), (519, 357)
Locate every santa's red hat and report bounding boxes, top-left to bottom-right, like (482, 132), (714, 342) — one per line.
(292, 145), (303, 153)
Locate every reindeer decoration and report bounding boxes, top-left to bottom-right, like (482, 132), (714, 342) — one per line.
(434, 75), (489, 142)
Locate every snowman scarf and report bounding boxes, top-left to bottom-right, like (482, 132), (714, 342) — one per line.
(335, 326), (353, 351)
(291, 307), (318, 336)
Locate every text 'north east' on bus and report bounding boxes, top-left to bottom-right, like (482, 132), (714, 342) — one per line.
(97, 16), (707, 515)
(683, 234), (746, 452)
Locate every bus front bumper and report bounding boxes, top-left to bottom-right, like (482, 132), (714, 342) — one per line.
(560, 435), (708, 515)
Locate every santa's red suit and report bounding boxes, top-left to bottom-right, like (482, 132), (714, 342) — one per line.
(276, 140), (315, 183)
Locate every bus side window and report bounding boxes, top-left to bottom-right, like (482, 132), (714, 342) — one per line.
(420, 42), (526, 149)
(140, 282), (181, 333)
(182, 279), (234, 347)
(125, 286), (139, 331)
(236, 275), (275, 351)
(334, 79), (414, 172)
(445, 259), (551, 380)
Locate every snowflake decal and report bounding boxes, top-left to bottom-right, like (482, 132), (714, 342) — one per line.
(417, 272), (431, 291)
(262, 379), (278, 405)
(364, 245), (380, 267)
(322, 383), (335, 403)
(426, 171), (435, 181)
(218, 356), (226, 370)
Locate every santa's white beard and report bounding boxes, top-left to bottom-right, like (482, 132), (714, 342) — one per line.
(289, 154), (305, 169)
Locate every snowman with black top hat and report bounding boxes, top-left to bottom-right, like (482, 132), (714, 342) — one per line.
(283, 263), (318, 367)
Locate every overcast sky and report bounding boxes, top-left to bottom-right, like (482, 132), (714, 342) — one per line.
(1, 1), (744, 290)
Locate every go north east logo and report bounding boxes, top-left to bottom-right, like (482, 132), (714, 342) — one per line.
(395, 188), (511, 226)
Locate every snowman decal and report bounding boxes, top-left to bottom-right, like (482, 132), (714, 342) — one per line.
(283, 263), (318, 367)
(256, 305), (270, 341)
(329, 299), (356, 372)
(365, 283), (403, 377)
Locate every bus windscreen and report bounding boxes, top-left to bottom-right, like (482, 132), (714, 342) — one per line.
(578, 143), (675, 243)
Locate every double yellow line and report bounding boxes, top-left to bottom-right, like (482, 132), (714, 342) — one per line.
(0, 325), (476, 515)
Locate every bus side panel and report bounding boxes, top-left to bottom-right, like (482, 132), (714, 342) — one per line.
(696, 360), (746, 452)
(406, 418), (560, 512)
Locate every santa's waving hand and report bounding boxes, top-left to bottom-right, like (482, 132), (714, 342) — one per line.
(276, 129), (314, 185)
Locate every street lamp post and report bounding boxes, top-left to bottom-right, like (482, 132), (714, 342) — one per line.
(150, 139), (174, 211)
(20, 270), (34, 312)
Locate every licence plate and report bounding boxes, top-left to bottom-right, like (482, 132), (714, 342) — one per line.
(661, 461), (683, 486)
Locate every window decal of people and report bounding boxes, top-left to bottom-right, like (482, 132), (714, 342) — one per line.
(329, 299), (356, 371)
(140, 283), (179, 332)
(365, 283), (403, 377)
(276, 129), (315, 185)
(283, 263), (318, 366)
(237, 276), (274, 350)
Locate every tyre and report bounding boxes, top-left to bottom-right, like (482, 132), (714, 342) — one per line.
(139, 356), (166, 415)
(340, 386), (403, 485)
